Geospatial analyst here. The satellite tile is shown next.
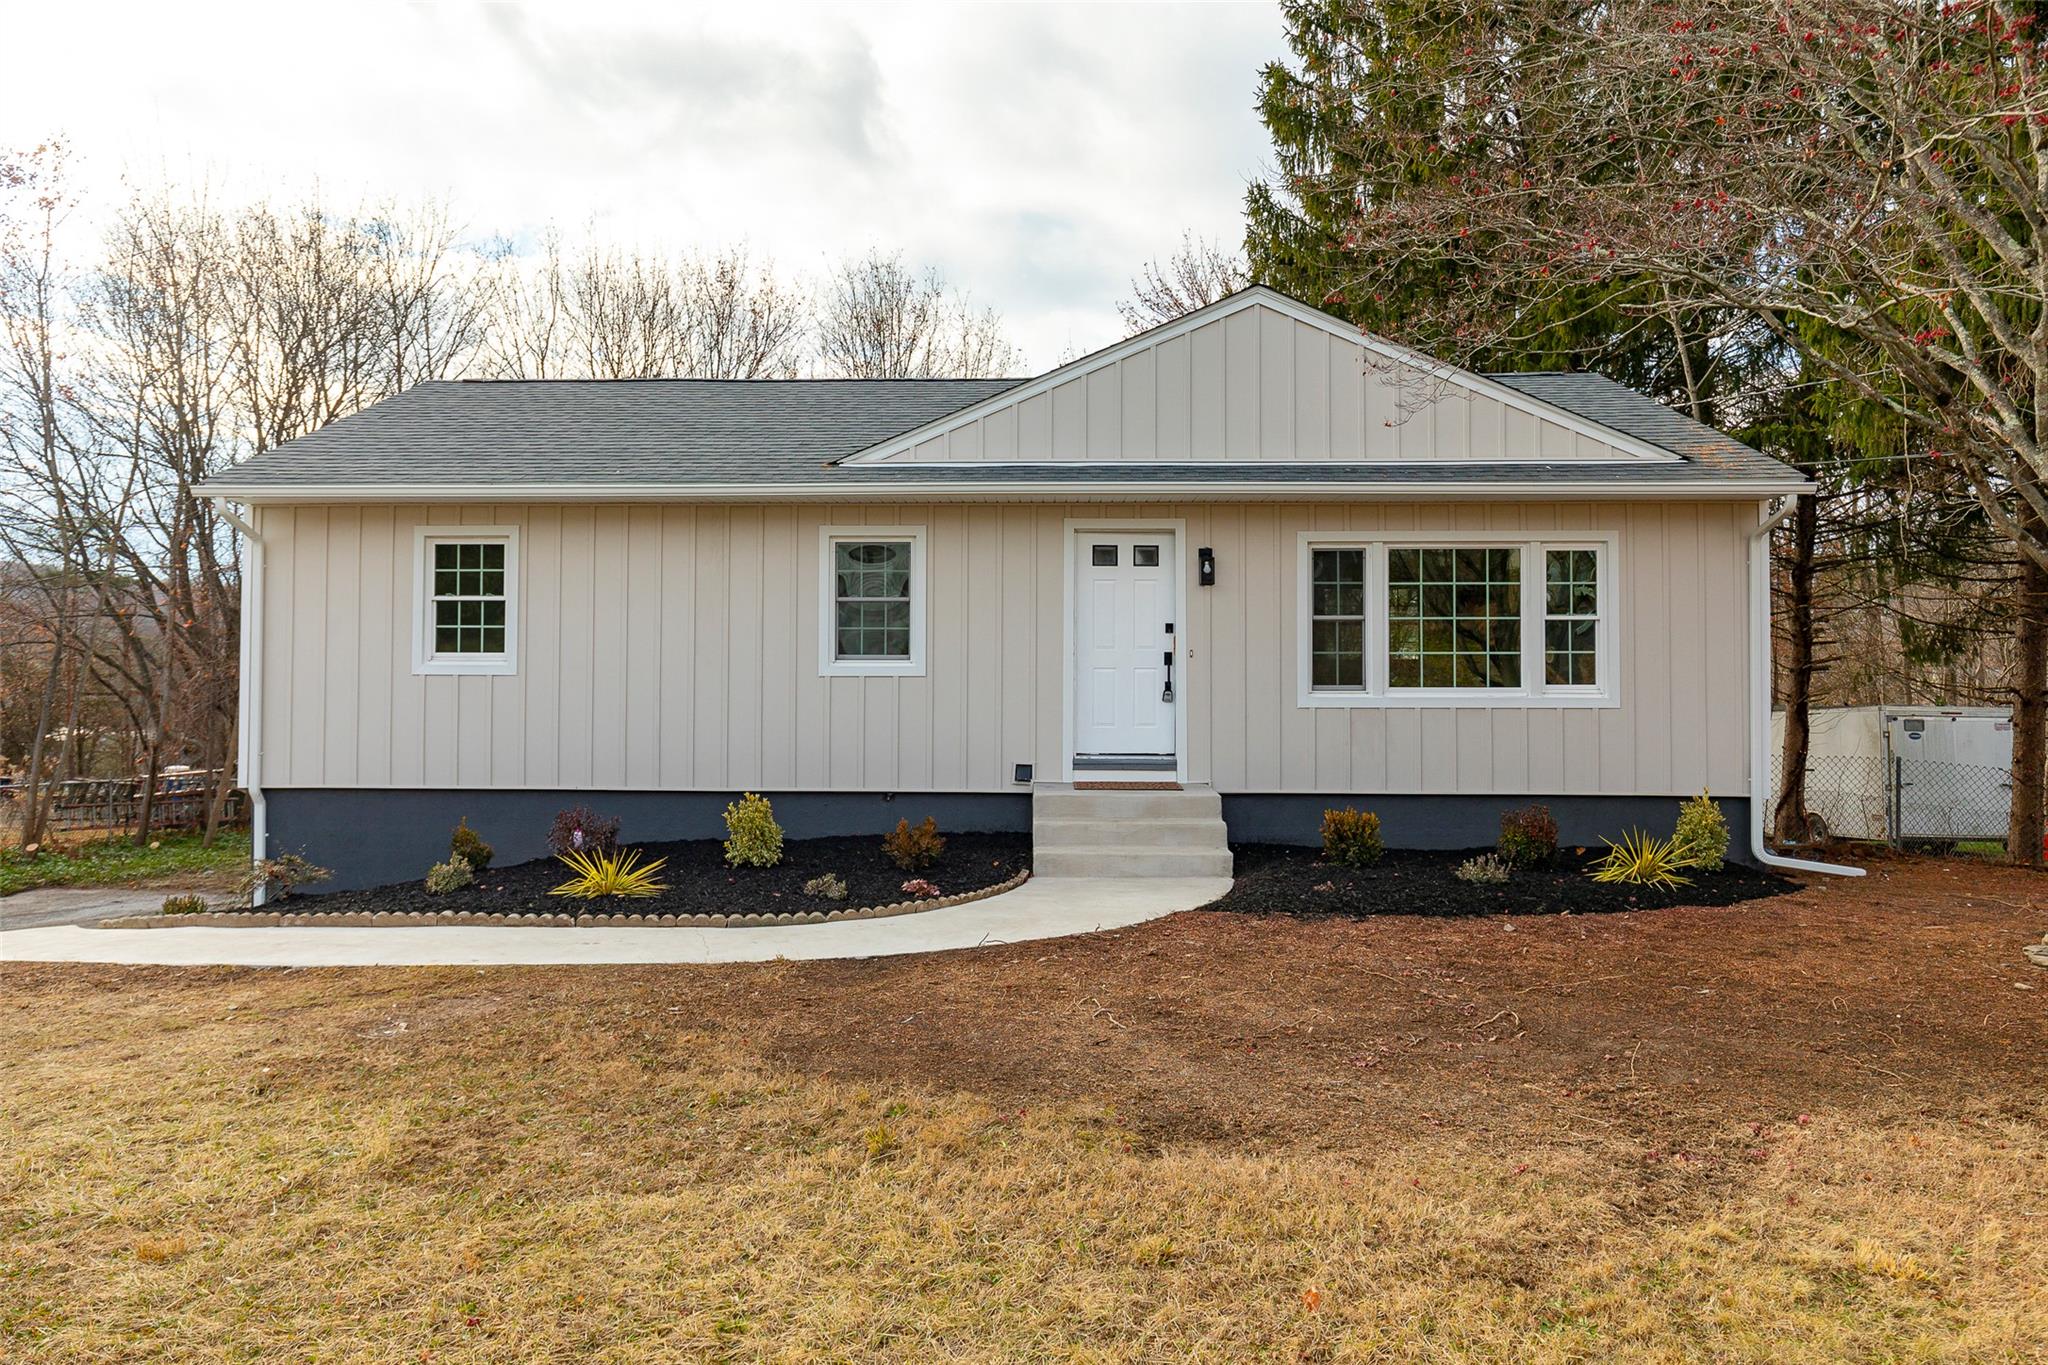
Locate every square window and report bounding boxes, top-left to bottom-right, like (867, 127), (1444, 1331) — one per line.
(1389, 545), (1519, 689)
(1092, 544), (1118, 566)
(1133, 544), (1160, 567)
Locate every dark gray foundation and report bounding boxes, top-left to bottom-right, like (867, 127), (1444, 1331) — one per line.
(1220, 794), (1752, 860)
(269, 787), (1751, 892)
(266, 789), (1033, 891)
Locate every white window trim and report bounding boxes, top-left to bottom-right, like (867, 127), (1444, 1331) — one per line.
(818, 525), (927, 677)
(1294, 529), (1619, 709)
(412, 525), (519, 677)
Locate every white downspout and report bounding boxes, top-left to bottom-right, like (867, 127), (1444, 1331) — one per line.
(1750, 496), (1863, 877)
(217, 497), (267, 902)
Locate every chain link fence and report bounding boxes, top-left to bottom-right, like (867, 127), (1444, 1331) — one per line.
(1770, 751), (2013, 845)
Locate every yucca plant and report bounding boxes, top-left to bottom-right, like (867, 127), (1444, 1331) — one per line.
(1588, 829), (1694, 890)
(549, 846), (669, 899)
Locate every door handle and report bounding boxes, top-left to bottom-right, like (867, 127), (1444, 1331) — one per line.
(1162, 648), (1175, 703)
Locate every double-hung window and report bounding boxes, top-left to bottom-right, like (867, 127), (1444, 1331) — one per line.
(819, 527), (926, 676)
(414, 526), (518, 675)
(1298, 534), (1614, 706)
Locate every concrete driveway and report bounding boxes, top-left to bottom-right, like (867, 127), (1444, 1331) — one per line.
(1, 886), (198, 932)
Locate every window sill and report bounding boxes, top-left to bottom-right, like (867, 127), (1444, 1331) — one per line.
(416, 657), (517, 677)
(1298, 689), (1618, 710)
(819, 659), (927, 679)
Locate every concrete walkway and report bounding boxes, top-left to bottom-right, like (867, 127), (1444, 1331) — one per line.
(0, 876), (1229, 967)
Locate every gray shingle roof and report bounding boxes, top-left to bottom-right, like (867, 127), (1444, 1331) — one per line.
(203, 378), (1026, 489)
(198, 368), (1805, 498)
(1488, 372), (1794, 480)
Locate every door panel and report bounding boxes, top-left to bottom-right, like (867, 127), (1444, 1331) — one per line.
(1074, 533), (1176, 758)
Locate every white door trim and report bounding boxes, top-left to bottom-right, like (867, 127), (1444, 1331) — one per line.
(1060, 517), (1188, 784)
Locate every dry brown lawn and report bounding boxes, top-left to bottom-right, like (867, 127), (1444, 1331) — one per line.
(4, 854), (2046, 1361)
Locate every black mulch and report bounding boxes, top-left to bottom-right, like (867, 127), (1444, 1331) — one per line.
(287, 832), (1031, 918)
(1206, 844), (1796, 919)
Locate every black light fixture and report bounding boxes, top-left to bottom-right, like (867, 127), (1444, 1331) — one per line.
(1014, 763), (1033, 785)
(1198, 547), (1216, 586)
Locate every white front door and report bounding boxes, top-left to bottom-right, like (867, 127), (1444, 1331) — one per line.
(1073, 531), (1177, 761)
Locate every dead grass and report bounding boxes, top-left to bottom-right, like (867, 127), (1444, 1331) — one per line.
(4, 966), (2044, 1362)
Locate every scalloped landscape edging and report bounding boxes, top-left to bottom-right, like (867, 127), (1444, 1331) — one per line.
(94, 868), (1032, 930)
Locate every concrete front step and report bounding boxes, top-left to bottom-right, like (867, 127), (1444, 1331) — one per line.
(1030, 782), (1233, 879)
(1033, 845), (1236, 879)
(1032, 816), (1230, 849)
(1031, 786), (1222, 819)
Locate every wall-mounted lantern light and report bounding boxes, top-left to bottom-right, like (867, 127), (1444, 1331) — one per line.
(1198, 547), (1216, 586)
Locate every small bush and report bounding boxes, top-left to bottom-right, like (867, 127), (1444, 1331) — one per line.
(1497, 804), (1560, 867)
(883, 816), (946, 871)
(1454, 853), (1511, 885)
(424, 857), (474, 895)
(900, 878), (941, 899)
(160, 893), (208, 916)
(234, 853), (331, 906)
(1588, 829), (1693, 890)
(722, 793), (784, 868)
(1673, 790), (1729, 872)
(804, 872), (849, 901)
(1321, 807), (1383, 867)
(450, 818), (494, 872)
(547, 805), (620, 857)
(550, 847), (668, 899)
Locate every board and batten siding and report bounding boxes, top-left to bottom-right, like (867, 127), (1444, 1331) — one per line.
(874, 302), (1647, 464)
(256, 500), (1752, 799)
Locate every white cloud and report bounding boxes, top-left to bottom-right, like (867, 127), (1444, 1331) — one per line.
(6, 1), (1284, 369)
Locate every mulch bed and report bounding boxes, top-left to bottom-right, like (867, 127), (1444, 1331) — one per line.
(1209, 843), (1795, 918)
(286, 832), (1031, 918)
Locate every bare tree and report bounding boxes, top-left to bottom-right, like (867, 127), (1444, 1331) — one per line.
(1117, 232), (1250, 333)
(816, 250), (1023, 378)
(482, 236), (806, 379)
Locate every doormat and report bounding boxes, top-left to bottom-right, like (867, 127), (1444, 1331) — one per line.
(1073, 781), (1182, 791)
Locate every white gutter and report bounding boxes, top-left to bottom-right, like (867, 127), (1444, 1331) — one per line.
(195, 477), (1815, 504)
(216, 497), (267, 903)
(1749, 496), (1862, 877)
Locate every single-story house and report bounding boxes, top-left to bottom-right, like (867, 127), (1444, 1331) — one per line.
(199, 286), (1813, 890)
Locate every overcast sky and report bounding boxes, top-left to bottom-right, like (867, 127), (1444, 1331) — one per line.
(5, 2), (1286, 370)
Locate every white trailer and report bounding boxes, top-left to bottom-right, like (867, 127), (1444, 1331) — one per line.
(1770, 705), (2013, 843)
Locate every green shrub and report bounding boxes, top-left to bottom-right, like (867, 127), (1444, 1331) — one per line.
(233, 853), (331, 906)
(804, 872), (849, 901)
(1497, 804), (1559, 867)
(1453, 853), (1510, 885)
(1321, 807), (1383, 867)
(450, 818), (494, 872)
(723, 792), (784, 868)
(1673, 790), (1729, 872)
(160, 893), (208, 915)
(883, 816), (946, 871)
(1588, 830), (1693, 890)
(425, 857), (474, 895)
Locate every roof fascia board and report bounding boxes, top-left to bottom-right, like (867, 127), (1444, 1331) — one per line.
(839, 284), (1687, 466)
(200, 476), (1812, 503)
